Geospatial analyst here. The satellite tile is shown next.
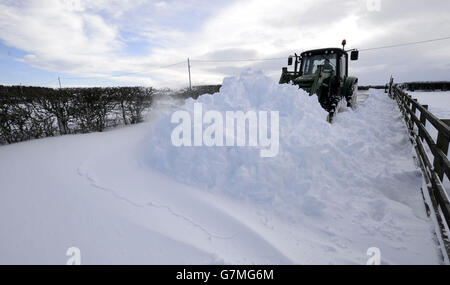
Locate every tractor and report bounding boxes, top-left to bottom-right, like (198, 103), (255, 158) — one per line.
(279, 40), (359, 123)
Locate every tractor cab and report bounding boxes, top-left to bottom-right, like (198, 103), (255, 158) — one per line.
(301, 50), (338, 75)
(279, 41), (359, 123)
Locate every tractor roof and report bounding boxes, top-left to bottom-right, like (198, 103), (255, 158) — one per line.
(301, 48), (346, 57)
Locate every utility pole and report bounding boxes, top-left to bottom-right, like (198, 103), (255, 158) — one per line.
(58, 76), (62, 89)
(187, 58), (192, 91)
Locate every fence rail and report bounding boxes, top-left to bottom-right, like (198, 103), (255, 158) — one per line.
(401, 81), (450, 92)
(389, 81), (450, 258)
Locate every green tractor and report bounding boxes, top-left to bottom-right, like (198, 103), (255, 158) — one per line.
(279, 40), (359, 123)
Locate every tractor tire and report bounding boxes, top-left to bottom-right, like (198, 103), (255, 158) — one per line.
(347, 82), (358, 110)
(317, 86), (330, 111)
(326, 94), (341, 123)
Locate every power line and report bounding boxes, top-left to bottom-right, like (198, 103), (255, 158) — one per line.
(61, 76), (100, 80)
(191, 57), (285, 63)
(60, 60), (186, 80)
(159, 60), (187, 68)
(192, 36), (450, 62)
(111, 60), (186, 77)
(40, 79), (59, 86)
(358, 36), (450, 52)
(44, 35), (450, 86)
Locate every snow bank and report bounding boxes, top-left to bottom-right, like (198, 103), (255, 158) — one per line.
(146, 70), (330, 210)
(140, 72), (440, 263)
(0, 70), (441, 264)
(145, 70), (430, 228)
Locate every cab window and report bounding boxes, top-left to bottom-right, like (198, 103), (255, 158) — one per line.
(302, 54), (337, 75)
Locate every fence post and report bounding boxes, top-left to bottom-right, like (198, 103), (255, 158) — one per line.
(403, 93), (412, 126)
(407, 95), (413, 110)
(419, 105), (428, 141)
(411, 99), (417, 115)
(409, 99), (418, 131)
(389, 76), (393, 96)
(433, 119), (450, 180)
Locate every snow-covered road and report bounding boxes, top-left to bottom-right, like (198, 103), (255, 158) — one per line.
(0, 72), (442, 264)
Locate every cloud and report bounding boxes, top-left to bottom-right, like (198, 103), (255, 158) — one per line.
(0, 0), (449, 87)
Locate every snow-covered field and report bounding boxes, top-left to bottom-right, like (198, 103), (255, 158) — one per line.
(0, 71), (442, 264)
(408, 90), (450, 197)
(409, 91), (450, 119)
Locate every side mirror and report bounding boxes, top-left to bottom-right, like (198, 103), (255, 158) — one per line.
(288, 56), (293, 66)
(350, 50), (359, 61)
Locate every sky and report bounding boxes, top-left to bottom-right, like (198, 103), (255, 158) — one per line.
(0, 0), (449, 88)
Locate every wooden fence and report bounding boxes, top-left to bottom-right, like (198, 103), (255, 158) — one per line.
(388, 80), (450, 258)
(402, 81), (450, 92)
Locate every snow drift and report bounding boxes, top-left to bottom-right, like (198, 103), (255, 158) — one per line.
(0, 70), (441, 264)
(145, 70), (427, 222)
(146, 70), (332, 213)
(141, 70), (440, 263)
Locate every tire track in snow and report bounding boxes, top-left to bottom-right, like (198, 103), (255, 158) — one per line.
(76, 164), (236, 241)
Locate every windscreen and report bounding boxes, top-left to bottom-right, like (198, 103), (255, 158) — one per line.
(302, 54), (337, 75)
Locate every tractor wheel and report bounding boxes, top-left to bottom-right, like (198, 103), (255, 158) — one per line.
(317, 86), (330, 111)
(326, 93), (341, 123)
(347, 82), (358, 110)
